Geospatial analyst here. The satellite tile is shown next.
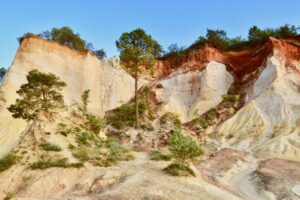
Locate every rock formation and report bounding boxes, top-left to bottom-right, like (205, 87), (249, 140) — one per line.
(1, 35), (300, 200)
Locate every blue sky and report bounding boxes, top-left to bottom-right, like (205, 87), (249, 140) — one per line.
(0, 0), (299, 68)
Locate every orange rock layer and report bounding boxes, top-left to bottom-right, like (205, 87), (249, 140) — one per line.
(156, 36), (300, 85)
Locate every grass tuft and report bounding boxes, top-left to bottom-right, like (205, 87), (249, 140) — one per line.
(40, 142), (61, 151)
(0, 154), (18, 172)
(164, 162), (195, 177)
(149, 150), (171, 161)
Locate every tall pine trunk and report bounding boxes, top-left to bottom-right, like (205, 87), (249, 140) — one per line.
(135, 63), (139, 129)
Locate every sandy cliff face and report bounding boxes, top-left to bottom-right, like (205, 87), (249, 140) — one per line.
(154, 61), (233, 122)
(157, 36), (300, 161)
(0, 36), (135, 157)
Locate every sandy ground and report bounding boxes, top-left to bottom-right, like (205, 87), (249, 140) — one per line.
(0, 153), (242, 200)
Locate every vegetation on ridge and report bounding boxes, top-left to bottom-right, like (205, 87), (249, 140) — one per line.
(19, 26), (107, 60)
(161, 24), (299, 59)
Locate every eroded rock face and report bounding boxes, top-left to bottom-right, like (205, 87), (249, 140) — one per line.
(154, 61), (233, 122)
(217, 54), (300, 160)
(0, 36), (135, 157)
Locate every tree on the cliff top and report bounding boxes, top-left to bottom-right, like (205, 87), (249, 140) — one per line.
(51, 26), (86, 51)
(116, 28), (162, 128)
(0, 67), (6, 80)
(94, 49), (107, 60)
(8, 70), (67, 121)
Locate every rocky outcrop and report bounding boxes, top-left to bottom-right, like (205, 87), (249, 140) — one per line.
(0, 36), (135, 157)
(154, 61), (233, 122)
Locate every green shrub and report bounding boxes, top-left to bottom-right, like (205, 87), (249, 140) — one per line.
(107, 102), (147, 129)
(205, 108), (219, 120)
(194, 116), (212, 129)
(40, 142), (61, 151)
(0, 154), (18, 172)
(223, 94), (240, 102)
(72, 146), (96, 162)
(160, 112), (181, 129)
(57, 123), (74, 136)
(4, 192), (15, 200)
(168, 130), (203, 163)
(31, 157), (68, 169)
(82, 112), (104, 134)
(226, 134), (234, 139)
(75, 131), (102, 146)
(30, 157), (83, 169)
(149, 150), (171, 161)
(164, 162), (195, 176)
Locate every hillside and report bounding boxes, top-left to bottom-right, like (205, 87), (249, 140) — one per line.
(1, 35), (300, 200)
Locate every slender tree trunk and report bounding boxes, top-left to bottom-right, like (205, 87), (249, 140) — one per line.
(135, 63), (139, 129)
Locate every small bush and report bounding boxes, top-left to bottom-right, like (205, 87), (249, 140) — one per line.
(160, 112), (181, 129)
(4, 192), (15, 200)
(31, 157), (68, 169)
(226, 133), (234, 139)
(223, 94), (240, 103)
(205, 108), (219, 120)
(82, 112), (104, 134)
(0, 154), (18, 172)
(30, 157), (83, 169)
(75, 131), (102, 146)
(149, 150), (171, 161)
(40, 142), (61, 152)
(168, 130), (203, 163)
(164, 162), (195, 176)
(107, 102), (147, 129)
(194, 116), (212, 129)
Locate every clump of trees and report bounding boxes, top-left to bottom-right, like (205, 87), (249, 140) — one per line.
(116, 28), (162, 128)
(8, 69), (67, 121)
(19, 27), (107, 60)
(162, 24), (299, 59)
(189, 24), (298, 51)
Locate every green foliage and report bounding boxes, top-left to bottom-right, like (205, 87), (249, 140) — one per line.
(223, 94), (240, 103)
(0, 67), (6, 80)
(116, 28), (162, 73)
(159, 112), (182, 129)
(116, 28), (162, 128)
(21, 27), (106, 60)
(30, 157), (82, 169)
(168, 130), (203, 163)
(51, 26), (86, 51)
(94, 49), (107, 60)
(72, 138), (134, 167)
(248, 25), (298, 45)
(81, 89), (90, 111)
(194, 116), (212, 129)
(161, 43), (186, 59)
(149, 150), (171, 161)
(57, 123), (80, 137)
(8, 70), (66, 121)
(39, 142), (61, 151)
(0, 154), (18, 172)
(164, 162), (195, 176)
(107, 102), (147, 129)
(116, 28), (163, 64)
(4, 192), (15, 200)
(187, 24), (299, 52)
(81, 112), (104, 134)
(75, 131), (102, 146)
